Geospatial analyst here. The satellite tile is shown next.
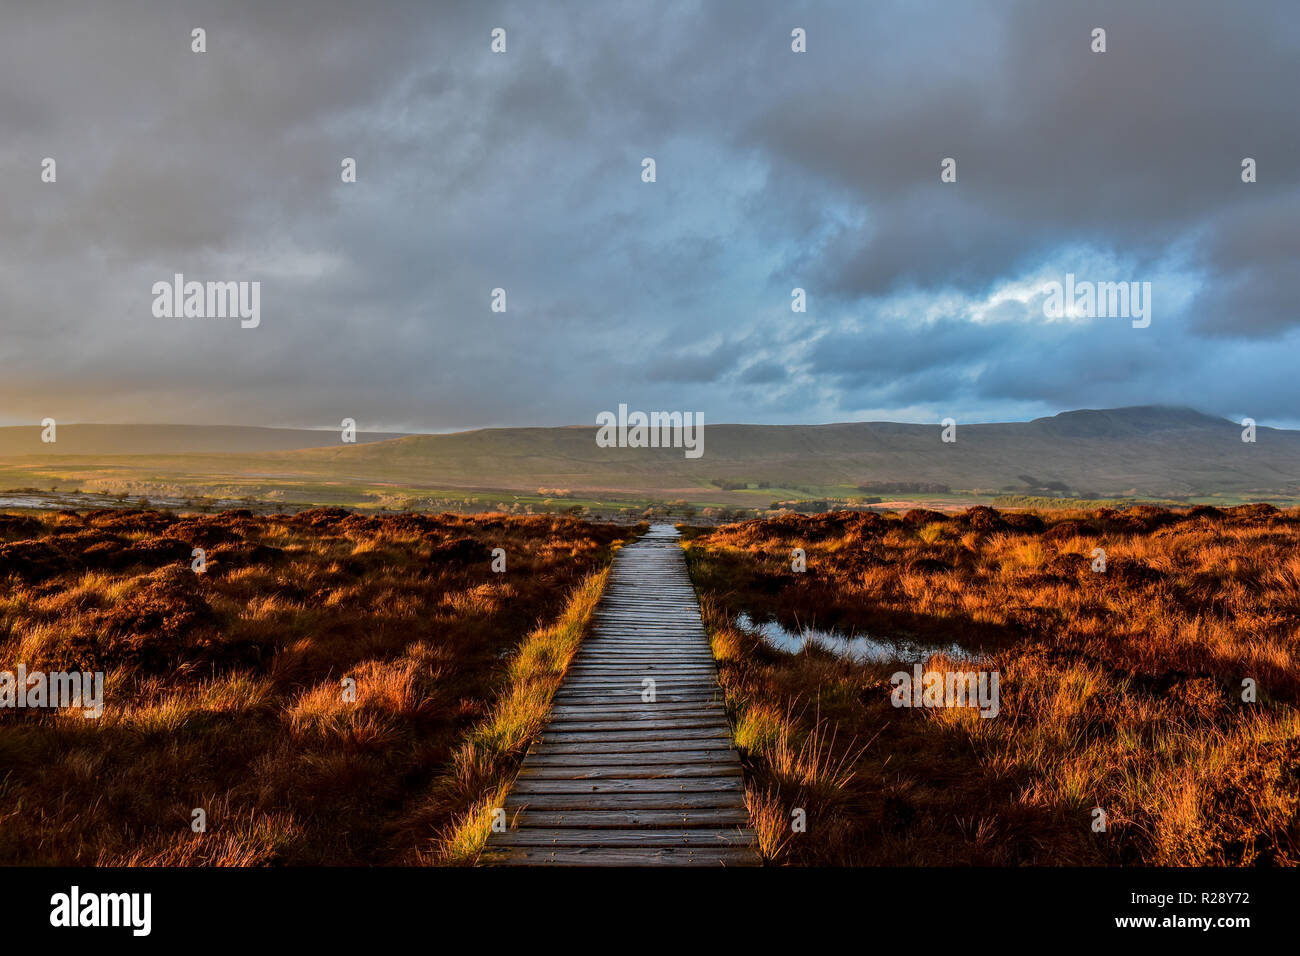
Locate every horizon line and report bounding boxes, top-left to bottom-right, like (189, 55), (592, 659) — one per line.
(0, 404), (1264, 436)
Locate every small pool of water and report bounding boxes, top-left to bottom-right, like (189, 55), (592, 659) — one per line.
(734, 612), (970, 664)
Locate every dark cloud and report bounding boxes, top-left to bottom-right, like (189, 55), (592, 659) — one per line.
(1, 0), (1297, 430)
(736, 360), (788, 386)
(809, 316), (1010, 386)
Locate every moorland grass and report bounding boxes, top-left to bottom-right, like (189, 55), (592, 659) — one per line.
(0, 507), (636, 865)
(683, 504), (1300, 866)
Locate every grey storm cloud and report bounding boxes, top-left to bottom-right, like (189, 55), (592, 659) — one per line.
(810, 317), (1010, 385)
(736, 360), (788, 386)
(2, 0), (1297, 431)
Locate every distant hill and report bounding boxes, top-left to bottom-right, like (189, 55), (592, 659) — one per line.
(275, 405), (1297, 498)
(0, 424), (407, 457)
(0, 407), (1294, 502)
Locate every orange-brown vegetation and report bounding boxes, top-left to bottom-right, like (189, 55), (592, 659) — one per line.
(0, 507), (634, 865)
(682, 504), (1300, 865)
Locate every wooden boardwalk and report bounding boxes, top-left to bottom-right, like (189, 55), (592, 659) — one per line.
(481, 523), (760, 866)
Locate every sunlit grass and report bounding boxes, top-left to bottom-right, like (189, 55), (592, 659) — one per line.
(685, 505), (1300, 865)
(428, 565), (614, 865)
(0, 507), (636, 865)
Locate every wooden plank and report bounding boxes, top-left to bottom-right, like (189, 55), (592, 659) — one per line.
(528, 738), (734, 755)
(530, 733), (733, 749)
(563, 668), (717, 676)
(553, 688), (719, 697)
(547, 704), (726, 718)
(537, 719), (724, 733)
(547, 701), (724, 712)
(565, 661), (714, 668)
(516, 764), (742, 780)
(572, 650), (713, 657)
(547, 705), (725, 719)
(570, 654), (715, 661)
(523, 751), (741, 767)
(551, 693), (723, 705)
(568, 660), (715, 667)
(511, 777), (741, 795)
(556, 682), (719, 689)
(490, 828), (756, 847)
(479, 846), (761, 866)
(510, 809), (750, 828)
(567, 665), (715, 671)
(501, 790), (746, 810)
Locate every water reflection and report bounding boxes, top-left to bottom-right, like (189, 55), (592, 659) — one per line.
(734, 611), (970, 664)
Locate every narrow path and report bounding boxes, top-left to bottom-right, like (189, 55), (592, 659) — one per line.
(481, 523), (760, 865)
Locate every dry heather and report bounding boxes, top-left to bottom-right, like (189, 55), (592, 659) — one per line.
(0, 507), (634, 865)
(682, 504), (1300, 866)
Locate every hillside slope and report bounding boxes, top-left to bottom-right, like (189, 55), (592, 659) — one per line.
(0, 407), (1293, 501)
(277, 406), (1298, 497)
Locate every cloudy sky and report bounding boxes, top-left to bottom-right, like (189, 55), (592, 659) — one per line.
(3, 0), (1298, 431)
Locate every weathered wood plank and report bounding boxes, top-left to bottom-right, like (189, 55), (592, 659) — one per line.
(510, 809), (750, 828)
(490, 828), (756, 847)
(570, 654), (715, 662)
(530, 733), (733, 749)
(547, 705), (725, 719)
(563, 668), (717, 676)
(551, 693), (723, 705)
(511, 776), (741, 795)
(502, 792), (746, 810)
(523, 751), (741, 767)
(537, 718), (724, 733)
(553, 680), (719, 691)
(527, 738), (734, 755)
(548, 703), (726, 717)
(516, 764), (742, 780)
(480, 846), (762, 866)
